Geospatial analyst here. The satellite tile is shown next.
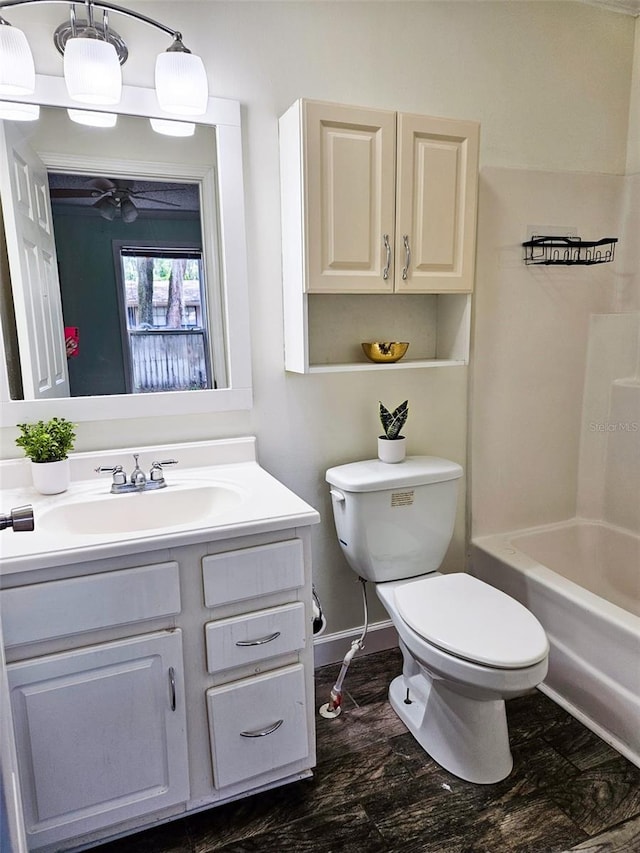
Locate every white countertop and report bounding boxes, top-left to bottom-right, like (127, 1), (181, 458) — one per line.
(0, 438), (320, 575)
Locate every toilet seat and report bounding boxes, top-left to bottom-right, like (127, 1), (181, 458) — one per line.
(394, 573), (549, 669)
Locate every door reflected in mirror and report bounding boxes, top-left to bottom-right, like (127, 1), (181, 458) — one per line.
(0, 106), (227, 402)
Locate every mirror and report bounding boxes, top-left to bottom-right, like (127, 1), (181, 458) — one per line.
(0, 75), (251, 426)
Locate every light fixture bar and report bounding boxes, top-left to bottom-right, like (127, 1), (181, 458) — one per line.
(0, 0), (209, 114)
(0, 1), (180, 40)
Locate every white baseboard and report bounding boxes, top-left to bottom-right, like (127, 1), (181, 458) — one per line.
(313, 619), (398, 668)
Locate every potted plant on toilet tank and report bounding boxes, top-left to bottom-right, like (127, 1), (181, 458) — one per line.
(378, 400), (408, 463)
(16, 417), (76, 495)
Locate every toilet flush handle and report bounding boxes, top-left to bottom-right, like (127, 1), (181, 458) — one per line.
(330, 488), (345, 503)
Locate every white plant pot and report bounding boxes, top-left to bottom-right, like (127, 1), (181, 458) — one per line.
(30, 458), (71, 495)
(378, 436), (406, 464)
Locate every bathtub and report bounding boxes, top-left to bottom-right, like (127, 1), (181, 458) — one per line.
(471, 520), (640, 768)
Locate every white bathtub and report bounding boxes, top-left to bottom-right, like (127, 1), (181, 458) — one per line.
(471, 520), (640, 768)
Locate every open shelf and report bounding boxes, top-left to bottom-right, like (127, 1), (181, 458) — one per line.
(284, 293), (471, 374)
(307, 358), (466, 374)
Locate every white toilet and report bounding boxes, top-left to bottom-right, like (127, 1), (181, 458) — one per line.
(326, 456), (549, 784)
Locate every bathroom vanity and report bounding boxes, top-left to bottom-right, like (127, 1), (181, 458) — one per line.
(0, 438), (319, 852)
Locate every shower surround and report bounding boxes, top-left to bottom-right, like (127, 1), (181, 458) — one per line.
(470, 167), (639, 766)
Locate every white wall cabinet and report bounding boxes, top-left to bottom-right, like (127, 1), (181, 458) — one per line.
(279, 99), (479, 372)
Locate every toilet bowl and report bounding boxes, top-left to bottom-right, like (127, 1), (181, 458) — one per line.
(326, 456), (550, 784)
(377, 573), (548, 783)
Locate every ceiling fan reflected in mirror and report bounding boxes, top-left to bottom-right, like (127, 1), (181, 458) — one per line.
(49, 176), (195, 223)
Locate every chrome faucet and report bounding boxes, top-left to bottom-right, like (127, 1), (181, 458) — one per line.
(130, 454), (146, 490)
(95, 454), (178, 494)
(0, 505), (34, 532)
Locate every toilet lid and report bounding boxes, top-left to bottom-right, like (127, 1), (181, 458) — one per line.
(394, 574), (549, 669)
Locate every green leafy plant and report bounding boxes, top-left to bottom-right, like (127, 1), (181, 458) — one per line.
(379, 400), (409, 440)
(15, 418), (76, 464)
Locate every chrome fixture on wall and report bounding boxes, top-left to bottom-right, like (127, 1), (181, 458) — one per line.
(521, 235), (619, 266)
(0, 0), (208, 117)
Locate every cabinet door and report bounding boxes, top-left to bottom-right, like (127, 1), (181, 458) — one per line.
(304, 101), (396, 293)
(8, 630), (189, 850)
(395, 113), (479, 293)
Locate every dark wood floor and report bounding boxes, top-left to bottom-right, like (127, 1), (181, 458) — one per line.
(93, 647), (640, 853)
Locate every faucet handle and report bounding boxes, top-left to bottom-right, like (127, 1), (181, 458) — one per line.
(149, 459), (178, 481)
(95, 464), (126, 486)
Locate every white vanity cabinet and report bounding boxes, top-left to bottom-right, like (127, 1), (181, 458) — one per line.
(279, 98), (479, 372)
(0, 440), (320, 852)
(1, 531), (316, 852)
(2, 561), (188, 851)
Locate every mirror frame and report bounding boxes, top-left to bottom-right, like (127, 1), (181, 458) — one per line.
(0, 74), (252, 426)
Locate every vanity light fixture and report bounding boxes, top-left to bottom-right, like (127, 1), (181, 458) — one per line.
(67, 107), (117, 127)
(0, 98), (37, 119)
(149, 117), (195, 137)
(0, 0), (209, 115)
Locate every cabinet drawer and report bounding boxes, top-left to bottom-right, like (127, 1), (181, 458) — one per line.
(202, 540), (304, 607)
(206, 664), (309, 788)
(1, 562), (180, 648)
(205, 602), (306, 673)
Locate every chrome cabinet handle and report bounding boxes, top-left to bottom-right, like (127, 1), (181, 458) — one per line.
(402, 235), (411, 281)
(235, 631), (281, 647)
(168, 666), (176, 712)
(382, 234), (391, 280)
(240, 719), (284, 738)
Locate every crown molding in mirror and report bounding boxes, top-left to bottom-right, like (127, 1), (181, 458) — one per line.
(0, 75), (252, 427)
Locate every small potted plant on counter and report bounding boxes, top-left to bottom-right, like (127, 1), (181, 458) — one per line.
(378, 399), (408, 463)
(15, 417), (76, 494)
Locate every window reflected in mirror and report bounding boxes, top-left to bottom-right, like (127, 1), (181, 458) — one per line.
(116, 245), (212, 394)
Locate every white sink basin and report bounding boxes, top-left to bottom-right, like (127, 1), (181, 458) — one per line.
(38, 484), (244, 535)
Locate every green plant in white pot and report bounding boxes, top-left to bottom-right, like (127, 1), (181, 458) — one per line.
(16, 417), (76, 494)
(378, 400), (408, 463)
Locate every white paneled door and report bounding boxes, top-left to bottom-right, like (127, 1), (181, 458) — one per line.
(0, 122), (69, 399)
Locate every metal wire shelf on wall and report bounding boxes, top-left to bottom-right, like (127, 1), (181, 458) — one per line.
(522, 236), (618, 266)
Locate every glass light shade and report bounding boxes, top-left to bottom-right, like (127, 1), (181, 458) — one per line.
(150, 117), (195, 137)
(0, 25), (35, 96)
(68, 109), (117, 128)
(155, 51), (208, 116)
(64, 36), (122, 105)
(0, 100), (39, 121)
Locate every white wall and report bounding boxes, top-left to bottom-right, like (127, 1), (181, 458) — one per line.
(0, 3), (636, 634)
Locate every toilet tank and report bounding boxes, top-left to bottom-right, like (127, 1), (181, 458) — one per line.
(326, 457), (463, 583)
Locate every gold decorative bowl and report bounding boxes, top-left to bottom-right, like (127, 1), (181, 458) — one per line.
(361, 342), (410, 363)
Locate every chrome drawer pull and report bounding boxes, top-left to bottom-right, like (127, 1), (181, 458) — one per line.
(235, 631), (281, 647)
(240, 719), (284, 738)
(402, 234), (411, 280)
(168, 666), (176, 712)
(382, 233), (391, 280)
